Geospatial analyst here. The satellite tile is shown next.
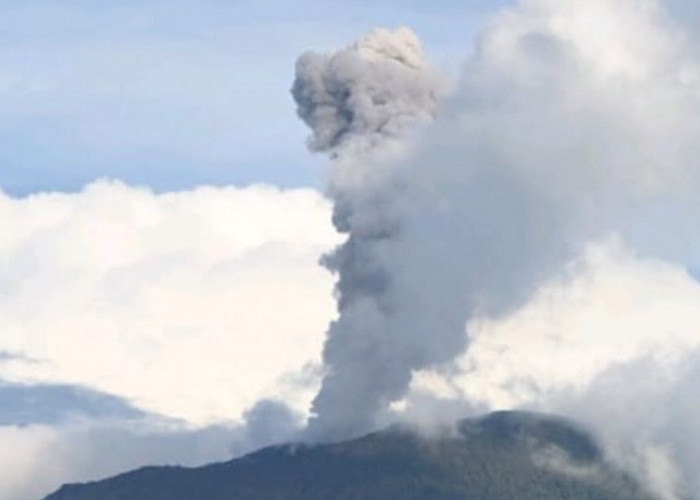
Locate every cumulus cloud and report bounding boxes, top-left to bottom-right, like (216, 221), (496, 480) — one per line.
(444, 240), (700, 408)
(393, 240), (700, 498)
(0, 180), (340, 424)
(0, 181), (340, 499)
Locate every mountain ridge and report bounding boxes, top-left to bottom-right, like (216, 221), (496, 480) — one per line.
(44, 410), (654, 500)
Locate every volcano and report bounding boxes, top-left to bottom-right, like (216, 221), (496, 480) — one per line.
(44, 411), (653, 500)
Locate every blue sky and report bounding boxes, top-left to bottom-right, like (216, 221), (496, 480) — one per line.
(0, 0), (508, 195)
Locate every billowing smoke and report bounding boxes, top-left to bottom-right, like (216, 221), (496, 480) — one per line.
(292, 0), (700, 448)
(292, 27), (440, 158)
(293, 27), (454, 438)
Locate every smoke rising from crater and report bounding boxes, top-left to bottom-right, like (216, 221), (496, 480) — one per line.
(293, 0), (700, 448)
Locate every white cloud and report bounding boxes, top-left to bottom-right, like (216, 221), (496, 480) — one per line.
(404, 239), (700, 498)
(0, 180), (340, 424)
(435, 240), (700, 407)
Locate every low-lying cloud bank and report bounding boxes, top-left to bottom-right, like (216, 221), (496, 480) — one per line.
(0, 398), (304, 500)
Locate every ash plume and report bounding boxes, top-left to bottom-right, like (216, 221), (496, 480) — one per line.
(292, 26), (440, 157)
(293, 27), (449, 438)
(292, 0), (700, 449)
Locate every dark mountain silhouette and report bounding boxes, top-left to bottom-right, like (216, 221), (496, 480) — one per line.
(45, 411), (653, 500)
